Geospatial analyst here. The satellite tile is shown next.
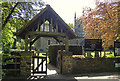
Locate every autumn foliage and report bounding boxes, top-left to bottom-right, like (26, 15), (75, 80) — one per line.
(80, 0), (119, 49)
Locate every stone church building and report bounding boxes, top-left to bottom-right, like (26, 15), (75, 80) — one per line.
(34, 13), (85, 52)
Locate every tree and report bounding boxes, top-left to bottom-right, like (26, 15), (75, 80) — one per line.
(2, 1), (45, 54)
(80, 0), (119, 49)
(67, 23), (74, 28)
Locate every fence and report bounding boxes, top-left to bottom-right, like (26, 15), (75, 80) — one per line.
(2, 56), (21, 77)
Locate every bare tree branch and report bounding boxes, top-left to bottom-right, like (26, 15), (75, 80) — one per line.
(2, 2), (20, 29)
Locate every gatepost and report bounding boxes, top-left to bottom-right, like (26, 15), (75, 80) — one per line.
(20, 51), (32, 78)
(57, 50), (73, 74)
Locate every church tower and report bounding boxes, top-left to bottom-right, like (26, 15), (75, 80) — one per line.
(74, 12), (76, 29)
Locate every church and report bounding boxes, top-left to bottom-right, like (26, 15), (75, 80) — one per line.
(34, 12), (85, 52)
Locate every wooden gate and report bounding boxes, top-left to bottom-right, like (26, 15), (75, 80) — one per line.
(31, 53), (47, 75)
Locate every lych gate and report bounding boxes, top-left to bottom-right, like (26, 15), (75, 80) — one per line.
(15, 5), (77, 77)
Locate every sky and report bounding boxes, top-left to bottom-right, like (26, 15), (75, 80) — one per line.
(44, 0), (96, 24)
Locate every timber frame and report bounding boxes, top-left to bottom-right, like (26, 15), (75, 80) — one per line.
(15, 5), (78, 52)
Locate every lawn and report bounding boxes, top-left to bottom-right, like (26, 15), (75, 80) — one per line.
(35, 51), (50, 63)
(88, 51), (120, 58)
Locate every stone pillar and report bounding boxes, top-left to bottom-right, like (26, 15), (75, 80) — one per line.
(57, 50), (73, 74)
(20, 51), (32, 78)
(57, 50), (62, 74)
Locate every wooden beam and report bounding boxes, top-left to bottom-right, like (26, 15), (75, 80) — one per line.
(30, 44), (32, 51)
(49, 23), (50, 32)
(65, 37), (69, 52)
(28, 31), (66, 37)
(29, 32), (66, 45)
(30, 35), (41, 45)
(56, 36), (69, 52)
(50, 18), (53, 32)
(37, 23), (40, 31)
(43, 19), (45, 32)
(56, 24), (58, 32)
(61, 28), (63, 33)
(25, 35), (28, 51)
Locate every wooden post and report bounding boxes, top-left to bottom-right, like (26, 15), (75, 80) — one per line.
(43, 19), (45, 32)
(65, 37), (69, 52)
(15, 57), (17, 69)
(61, 28), (63, 33)
(25, 35), (28, 51)
(49, 23), (50, 32)
(56, 24), (58, 32)
(32, 57), (35, 75)
(50, 18), (53, 32)
(37, 23), (40, 31)
(46, 53), (47, 74)
(37, 58), (39, 71)
(30, 43), (32, 51)
(41, 58), (43, 72)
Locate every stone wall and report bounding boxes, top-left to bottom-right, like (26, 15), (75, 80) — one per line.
(72, 57), (120, 74)
(62, 52), (73, 74)
(57, 50), (73, 74)
(56, 50), (120, 74)
(2, 51), (33, 79)
(20, 51), (32, 78)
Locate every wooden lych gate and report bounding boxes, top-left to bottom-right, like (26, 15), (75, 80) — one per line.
(15, 5), (77, 75)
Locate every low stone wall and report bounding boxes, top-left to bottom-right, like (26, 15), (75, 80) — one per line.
(3, 51), (33, 79)
(56, 51), (120, 74)
(72, 57), (120, 74)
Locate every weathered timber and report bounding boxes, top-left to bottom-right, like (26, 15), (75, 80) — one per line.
(32, 56), (47, 59)
(43, 19), (45, 32)
(56, 24), (58, 32)
(25, 35), (28, 51)
(50, 18), (53, 32)
(31, 71), (46, 74)
(37, 23), (40, 31)
(56, 36), (69, 52)
(28, 31), (66, 37)
(2, 69), (20, 71)
(37, 58), (39, 71)
(65, 37), (69, 52)
(61, 28), (63, 33)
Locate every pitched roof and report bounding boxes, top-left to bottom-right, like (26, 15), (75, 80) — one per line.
(15, 5), (78, 39)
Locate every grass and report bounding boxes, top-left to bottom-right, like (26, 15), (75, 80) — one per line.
(88, 51), (120, 58)
(35, 51), (50, 63)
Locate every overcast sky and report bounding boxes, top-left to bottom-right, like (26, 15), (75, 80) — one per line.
(44, 0), (96, 24)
